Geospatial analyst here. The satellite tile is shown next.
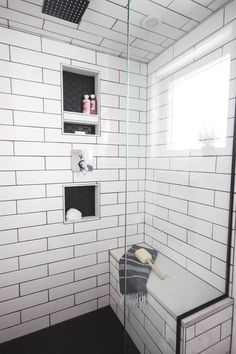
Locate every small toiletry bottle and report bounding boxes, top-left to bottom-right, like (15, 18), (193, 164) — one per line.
(82, 95), (90, 114)
(90, 94), (97, 115)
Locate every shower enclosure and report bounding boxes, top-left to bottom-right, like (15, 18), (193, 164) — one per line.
(0, 1), (235, 353)
(116, 1), (236, 353)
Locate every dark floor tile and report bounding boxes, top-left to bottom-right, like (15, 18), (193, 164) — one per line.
(0, 306), (139, 354)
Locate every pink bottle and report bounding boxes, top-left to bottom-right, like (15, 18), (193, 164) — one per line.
(82, 95), (90, 114)
(90, 94), (97, 115)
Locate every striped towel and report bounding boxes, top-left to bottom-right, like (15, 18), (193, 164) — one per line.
(119, 244), (158, 307)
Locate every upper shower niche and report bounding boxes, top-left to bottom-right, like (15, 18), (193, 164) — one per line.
(62, 65), (100, 136)
(42, 0), (90, 24)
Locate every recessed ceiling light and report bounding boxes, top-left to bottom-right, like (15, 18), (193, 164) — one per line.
(141, 15), (161, 30)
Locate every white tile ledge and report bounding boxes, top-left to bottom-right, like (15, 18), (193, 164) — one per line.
(181, 297), (233, 328)
(110, 243), (223, 318)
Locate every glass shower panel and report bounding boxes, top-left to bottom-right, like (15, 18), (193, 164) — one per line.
(123, 1), (235, 353)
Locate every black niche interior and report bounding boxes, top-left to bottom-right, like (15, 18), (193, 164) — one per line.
(65, 185), (96, 219)
(64, 122), (96, 135)
(63, 71), (95, 113)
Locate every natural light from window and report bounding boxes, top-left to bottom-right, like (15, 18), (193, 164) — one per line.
(171, 55), (231, 150)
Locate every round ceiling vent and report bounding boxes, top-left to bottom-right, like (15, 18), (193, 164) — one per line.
(141, 15), (162, 30)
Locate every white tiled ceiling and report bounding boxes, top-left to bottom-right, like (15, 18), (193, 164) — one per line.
(0, 0), (232, 63)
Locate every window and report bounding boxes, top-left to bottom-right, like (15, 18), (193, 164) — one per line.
(171, 56), (231, 150)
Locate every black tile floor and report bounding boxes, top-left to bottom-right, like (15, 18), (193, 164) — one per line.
(0, 306), (140, 354)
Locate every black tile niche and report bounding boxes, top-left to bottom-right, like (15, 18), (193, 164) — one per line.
(64, 185), (97, 220)
(63, 71), (95, 113)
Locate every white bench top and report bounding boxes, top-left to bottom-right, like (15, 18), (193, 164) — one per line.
(110, 245), (223, 318)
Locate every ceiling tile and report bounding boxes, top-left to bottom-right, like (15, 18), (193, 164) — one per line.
(121, 52), (149, 63)
(79, 20), (134, 44)
(224, 0), (236, 23)
(0, 0), (232, 63)
(82, 8), (116, 29)
(9, 20), (72, 43)
(181, 19), (199, 31)
(152, 21), (186, 40)
(108, 0), (129, 7)
(193, 0), (213, 5)
(161, 38), (175, 47)
(0, 6), (43, 28)
(208, 0), (230, 11)
(128, 10), (146, 27)
(100, 38), (128, 53)
(44, 21), (103, 45)
(131, 38), (163, 54)
(145, 52), (157, 61)
(169, 0), (213, 22)
(25, 0), (44, 4)
(174, 9), (223, 57)
(72, 38), (122, 56)
(41, 14), (78, 28)
(114, 20), (166, 44)
(148, 0), (173, 5)
(8, 0), (78, 28)
(8, 0), (41, 16)
(88, 0), (128, 22)
(101, 38), (149, 58)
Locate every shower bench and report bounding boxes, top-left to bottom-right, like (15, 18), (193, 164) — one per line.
(109, 245), (233, 354)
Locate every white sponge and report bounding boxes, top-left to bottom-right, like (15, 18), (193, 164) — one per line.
(135, 248), (166, 280)
(135, 248), (152, 263)
(66, 208), (82, 222)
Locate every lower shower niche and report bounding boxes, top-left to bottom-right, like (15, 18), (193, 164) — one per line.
(64, 122), (97, 135)
(63, 183), (100, 223)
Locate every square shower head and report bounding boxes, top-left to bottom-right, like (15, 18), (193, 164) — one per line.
(42, 0), (89, 24)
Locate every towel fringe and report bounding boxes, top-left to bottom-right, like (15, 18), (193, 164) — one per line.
(120, 293), (146, 309)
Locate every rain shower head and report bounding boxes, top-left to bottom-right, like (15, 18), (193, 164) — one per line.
(42, 0), (89, 24)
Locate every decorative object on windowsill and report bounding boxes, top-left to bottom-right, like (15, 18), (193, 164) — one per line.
(198, 124), (219, 147)
(71, 149), (93, 173)
(66, 208), (82, 222)
(199, 136), (219, 147)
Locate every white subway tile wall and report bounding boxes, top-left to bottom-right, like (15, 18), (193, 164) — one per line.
(145, 2), (236, 295)
(0, 26), (146, 343)
(0, 0), (235, 348)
